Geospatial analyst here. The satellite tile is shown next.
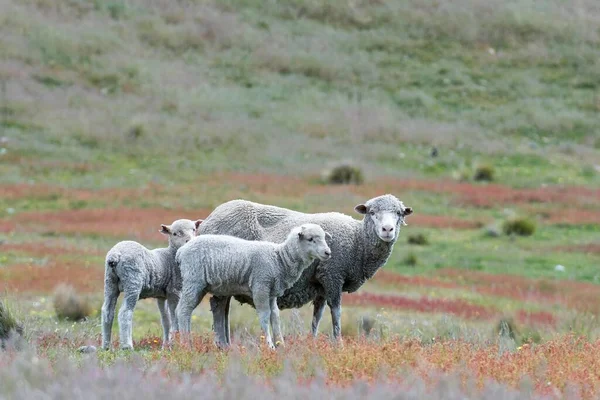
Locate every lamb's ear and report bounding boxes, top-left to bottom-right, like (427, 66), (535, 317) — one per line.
(403, 207), (413, 216)
(354, 204), (367, 214)
(325, 231), (333, 240)
(160, 224), (172, 235)
(297, 231), (304, 240)
(194, 219), (204, 229)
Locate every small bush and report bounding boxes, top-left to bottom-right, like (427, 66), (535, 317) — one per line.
(473, 165), (495, 182)
(0, 300), (22, 340)
(402, 253), (418, 266)
(324, 163), (364, 185)
(407, 233), (429, 245)
(52, 284), (92, 322)
(502, 217), (536, 237)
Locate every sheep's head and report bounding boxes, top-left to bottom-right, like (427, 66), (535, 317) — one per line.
(160, 218), (203, 248)
(296, 223), (332, 262)
(355, 194), (413, 243)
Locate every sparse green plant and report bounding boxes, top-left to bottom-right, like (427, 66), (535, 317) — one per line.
(502, 217), (536, 237)
(402, 253), (418, 266)
(324, 163), (364, 185)
(52, 284), (92, 322)
(407, 233), (429, 246)
(0, 299), (23, 343)
(473, 164), (495, 182)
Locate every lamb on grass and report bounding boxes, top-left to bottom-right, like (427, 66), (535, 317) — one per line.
(175, 223), (332, 349)
(198, 194), (413, 347)
(101, 218), (202, 350)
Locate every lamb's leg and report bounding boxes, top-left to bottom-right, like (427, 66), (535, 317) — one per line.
(156, 298), (170, 349)
(167, 292), (180, 340)
(327, 293), (343, 343)
(269, 297), (284, 347)
(176, 281), (206, 345)
(253, 292), (274, 349)
(118, 290), (140, 350)
(311, 296), (327, 337)
(210, 296), (232, 348)
(101, 279), (119, 350)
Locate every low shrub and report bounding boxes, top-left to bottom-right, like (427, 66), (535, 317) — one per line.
(502, 217), (536, 236)
(52, 284), (92, 322)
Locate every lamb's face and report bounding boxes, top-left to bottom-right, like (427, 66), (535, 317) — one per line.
(355, 195), (413, 243)
(160, 218), (203, 248)
(297, 223), (332, 262)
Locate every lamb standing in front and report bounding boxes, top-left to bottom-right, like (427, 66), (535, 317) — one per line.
(101, 218), (202, 350)
(175, 223), (332, 349)
(199, 194), (413, 347)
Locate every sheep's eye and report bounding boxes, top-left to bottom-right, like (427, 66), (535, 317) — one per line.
(369, 210), (375, 216)
(308, 237), (314, 242)
(397, 210), (402, 216)
(173, 232), (179, 236)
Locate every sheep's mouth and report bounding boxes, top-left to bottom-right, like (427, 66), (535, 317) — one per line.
(317, 252), (332, 261)
(378, 233), (395, 242)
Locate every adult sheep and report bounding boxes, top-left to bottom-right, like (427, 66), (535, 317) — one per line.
(101, 218), (202, 350)
(176, 223), (332, 349)
(199, 194), (413, 347)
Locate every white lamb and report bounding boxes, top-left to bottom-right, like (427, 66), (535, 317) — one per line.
(101, 218), (202, 350)
(175, 223), (332, 349)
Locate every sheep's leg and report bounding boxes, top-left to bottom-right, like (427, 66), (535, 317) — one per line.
(101, 280), (119, 350)
(269, 297), (284, 347)
(118, 290), (140, 350)
(327, 294), (343, 343)
(253, 293), (274, 349)
(311, 295), (327, 337)
(167, 292), (180, 340)
(210, 296), (232, 348)
(157, 298), (170, 349)
(176, 282), (206, 346)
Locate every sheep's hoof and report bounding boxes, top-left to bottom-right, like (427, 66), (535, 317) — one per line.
(120, 344), (134, 351)
(275, 339), (285, 348)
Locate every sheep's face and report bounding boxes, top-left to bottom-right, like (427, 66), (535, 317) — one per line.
(355, 195), (413, 243)
(160, 219), (203, 248)
(297, 223), (332, 262)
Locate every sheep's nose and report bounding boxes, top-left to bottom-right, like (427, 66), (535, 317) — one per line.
(382, 225), (394, 233)
(324, 250), (331, 257)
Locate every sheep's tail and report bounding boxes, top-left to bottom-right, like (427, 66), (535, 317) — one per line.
(106, 252), (121, 269)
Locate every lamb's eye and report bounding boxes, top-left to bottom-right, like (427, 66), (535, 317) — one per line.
(397, 210), (402, 216)
(308, 237), (314, 242)
(173, 232), (179, 236)
(369, 210), (375, 216)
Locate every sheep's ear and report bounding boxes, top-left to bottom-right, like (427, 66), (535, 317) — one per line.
(160, 224), (172, 235)
(194, 219), (204, 229)
(325, 231), (332, 240)
(298, 231), (304, 240)
(354, 204), (367, 214)
(403, 207), (413, 216)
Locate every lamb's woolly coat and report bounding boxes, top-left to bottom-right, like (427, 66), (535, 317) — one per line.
(101, 219), (200, 350)
(175, 223), (331, 348)
(197, 194), (412, 346)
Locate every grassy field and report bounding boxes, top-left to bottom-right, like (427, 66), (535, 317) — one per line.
(1, 0), (600, 398)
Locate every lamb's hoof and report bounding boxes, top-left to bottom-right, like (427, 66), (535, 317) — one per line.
(275, 339), (285, 348)
(78, 345), (97, 354)
(120, 344), (134, 351)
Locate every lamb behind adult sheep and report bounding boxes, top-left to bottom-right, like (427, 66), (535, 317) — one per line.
(175, 223), (332, 349)
(101, 218), (202, 350)
(198, 194), (413, 347)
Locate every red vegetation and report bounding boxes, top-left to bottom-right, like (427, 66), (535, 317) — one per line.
(0, 259), (103, 293)
(0, 241), (103, 257)
(344, 292), (496, 319)
(9, 207), (211, 242)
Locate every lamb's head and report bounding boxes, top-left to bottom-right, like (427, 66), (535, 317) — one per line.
(294, 223), (332, 262)
(354, 194), (413, 243)
(160, 218), (203, 248)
